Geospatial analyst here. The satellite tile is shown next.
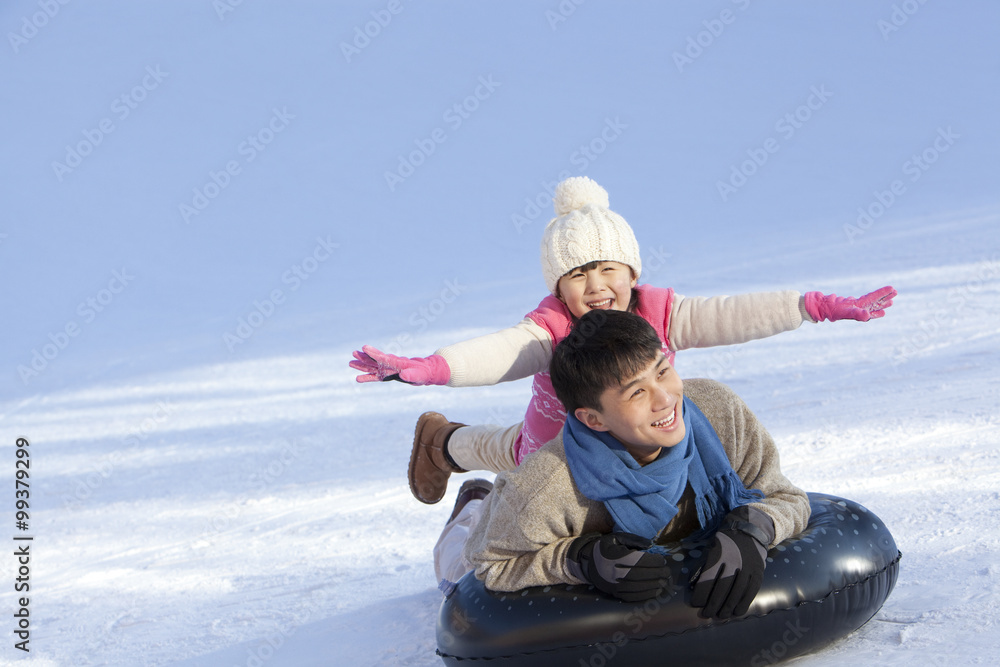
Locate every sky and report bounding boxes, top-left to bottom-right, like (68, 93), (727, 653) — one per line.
(2, 1), (998, 403)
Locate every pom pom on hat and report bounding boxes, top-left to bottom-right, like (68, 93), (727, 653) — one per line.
(553, 176), (610, 216)
(539, 177), (643, 295)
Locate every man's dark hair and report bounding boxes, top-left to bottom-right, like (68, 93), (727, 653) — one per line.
(550, 310), (663, 414)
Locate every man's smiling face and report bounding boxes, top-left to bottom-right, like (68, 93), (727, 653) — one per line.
(574, 352), (685, 465)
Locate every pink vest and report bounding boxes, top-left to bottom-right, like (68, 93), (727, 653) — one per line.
(516, 285), (676, 464)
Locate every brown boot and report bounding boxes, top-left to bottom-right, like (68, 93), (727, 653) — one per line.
(409, 412), (467, 504)
(447, 478), (493, 522)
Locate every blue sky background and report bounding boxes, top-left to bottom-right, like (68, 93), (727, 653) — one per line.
(1, 0), (998, 400)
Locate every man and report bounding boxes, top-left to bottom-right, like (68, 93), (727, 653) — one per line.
(442, 309), (809, 619)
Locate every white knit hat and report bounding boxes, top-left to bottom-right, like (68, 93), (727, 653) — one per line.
(540, 176), (642, 294)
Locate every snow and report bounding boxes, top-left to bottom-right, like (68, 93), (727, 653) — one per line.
(1, 1), (998, 665)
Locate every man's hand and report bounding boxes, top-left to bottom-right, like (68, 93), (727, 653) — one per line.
(691, 506), (775, 619)
(566, 532), (673, 602)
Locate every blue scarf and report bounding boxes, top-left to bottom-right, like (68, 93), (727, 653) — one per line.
(563, 396), (763, 540)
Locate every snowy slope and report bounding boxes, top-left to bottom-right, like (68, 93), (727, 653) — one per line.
(1, 1), (999, 665)
(2, 209), (997, 666)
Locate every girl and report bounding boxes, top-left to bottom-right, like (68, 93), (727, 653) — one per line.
(350, 177), (895, 504)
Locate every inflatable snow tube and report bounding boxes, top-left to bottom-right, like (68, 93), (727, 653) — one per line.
(437, 493), (900, 666)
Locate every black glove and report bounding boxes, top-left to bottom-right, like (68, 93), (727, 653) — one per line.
(691, 506), (775, 619)
(566, 532), (672, 602)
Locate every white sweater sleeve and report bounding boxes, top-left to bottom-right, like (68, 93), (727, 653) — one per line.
(668, 291), (813, 351)
(435, 318), (554, 387)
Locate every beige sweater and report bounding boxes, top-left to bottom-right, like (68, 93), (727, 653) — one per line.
(439, 291), (810, 387)
(463, 379), (810, 592)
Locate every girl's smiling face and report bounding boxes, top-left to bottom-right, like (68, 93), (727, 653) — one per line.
(556, 261), (637, 319)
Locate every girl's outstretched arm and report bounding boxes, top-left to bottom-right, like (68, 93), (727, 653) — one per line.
(350, 318), (553, 387)
(803, 285), (896, 322)
(667, 285), (896, 351)
(350, 346), (451, 385)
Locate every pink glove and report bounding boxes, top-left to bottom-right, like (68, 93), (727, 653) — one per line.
(804, 286), (897, 322)
(349, 345), (451, 385)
